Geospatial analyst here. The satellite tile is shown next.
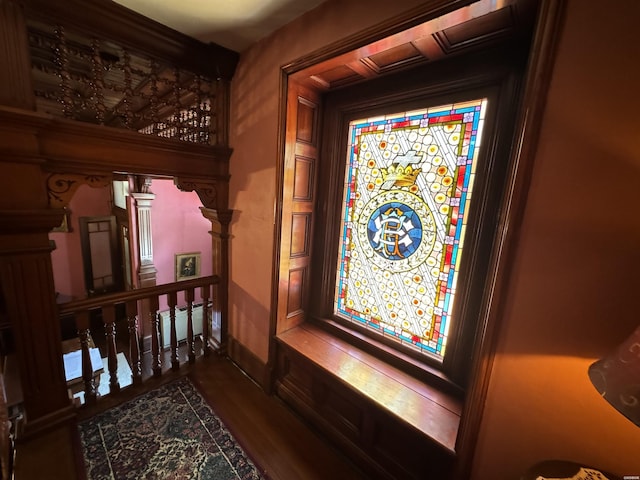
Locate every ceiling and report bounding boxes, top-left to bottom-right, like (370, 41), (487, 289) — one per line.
(111, 0), (327, 52)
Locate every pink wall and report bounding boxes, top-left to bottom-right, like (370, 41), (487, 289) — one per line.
(49, 183), (111, 299)
(230, 0), (640, 477)
(150, 178), (212, 310)
(49, 179), (212, 310)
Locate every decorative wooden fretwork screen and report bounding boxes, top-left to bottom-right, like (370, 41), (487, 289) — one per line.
(27, 19), (219, 145)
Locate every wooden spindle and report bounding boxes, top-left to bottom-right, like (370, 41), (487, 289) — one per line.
(102, 305), (120, 393)
(121, 48), (134, 129)
(201, 285), (210, 357)
(149, 295), (162, 377)
(173, 68), (181, 137)
(90, 39), (106, 124)
(76, 310), (97, 405)
(58, 276), (218, 405)
(168, 291), (179, 370)
(53, 25), (74, 119)
(126, 300), (142, 385)
(149, 60), (159, 132)
(194, 75), (203, 142)
(185, 288), (195, 363)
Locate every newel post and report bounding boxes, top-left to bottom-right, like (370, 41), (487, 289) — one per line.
(0, 210), (75, 437)
(174, 176), (231, 355)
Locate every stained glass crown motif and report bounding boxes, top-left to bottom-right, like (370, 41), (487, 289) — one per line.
(381, 164), (421, 187)
(334, 99), (488, 360)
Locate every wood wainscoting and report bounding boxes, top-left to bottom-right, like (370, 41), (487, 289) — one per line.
(275, 323), (460, 479)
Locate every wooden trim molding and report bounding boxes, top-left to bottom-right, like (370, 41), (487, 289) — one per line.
(20, 0), (239, 79)
(267, 71), (291, 390)
(0, 107), (232, 179)
(283, 0), (478, 75)
(47, 173), (111, 208)
(227, 336), (269, 390)
(0, 209), (66, 234)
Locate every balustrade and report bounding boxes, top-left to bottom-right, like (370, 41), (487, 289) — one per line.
(57, 275), (219, 406)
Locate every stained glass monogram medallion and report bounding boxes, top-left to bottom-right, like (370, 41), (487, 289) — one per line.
(334, 99), (488, 359)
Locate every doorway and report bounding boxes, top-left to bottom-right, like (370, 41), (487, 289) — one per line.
(78, 215), (124, 296)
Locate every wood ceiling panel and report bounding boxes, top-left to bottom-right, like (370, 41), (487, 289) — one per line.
(289, 0), (537, 92)
(313, 64), (362, 89)
(435, 6), (515, 53)
(365, 42), (425, 72)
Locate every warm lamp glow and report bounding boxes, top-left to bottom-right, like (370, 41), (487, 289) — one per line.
(588, 325), (640, 427)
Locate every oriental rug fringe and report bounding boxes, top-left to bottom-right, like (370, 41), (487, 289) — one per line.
(78, 377), (264, 479)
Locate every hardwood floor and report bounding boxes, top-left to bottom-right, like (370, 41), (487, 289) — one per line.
(13, 352), (367, 480)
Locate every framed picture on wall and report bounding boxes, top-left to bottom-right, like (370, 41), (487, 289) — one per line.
(175, 252), (201, 281)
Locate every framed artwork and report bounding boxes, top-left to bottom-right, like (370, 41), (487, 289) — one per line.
(175, 252), (201, 281)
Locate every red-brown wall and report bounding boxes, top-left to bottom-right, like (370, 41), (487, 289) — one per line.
(229, 0), (425, 366)
(471, 1), (640, 477)
(229, 0), (640, 477)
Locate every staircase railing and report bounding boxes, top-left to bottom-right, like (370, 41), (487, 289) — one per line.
(57, 275), (219, 406)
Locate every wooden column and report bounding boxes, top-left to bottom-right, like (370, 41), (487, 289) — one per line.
(0, 0), (35, 110)
(0, 0), (75, 438)
(0, 211), (75, 436)
(212, 79), (231, 147)
(131, 188), (157, 346)
(200, 207), (231, 354)
(131, 191), (157, 286)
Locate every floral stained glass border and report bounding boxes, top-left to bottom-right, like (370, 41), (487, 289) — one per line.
(334, 99), (488, 359)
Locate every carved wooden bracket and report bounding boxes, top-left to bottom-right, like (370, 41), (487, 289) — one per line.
(216, 209), (233, 227)
(200, 207), (233, 230)
(47, 173), (112, 208)
(174, 177), (218, 210)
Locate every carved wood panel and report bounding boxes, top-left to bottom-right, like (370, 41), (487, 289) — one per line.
(276, 81), (320, 333)
(286, 267), (306, 317)
(296, 97), (317, 144)
(293, 156), (314, 201)
(290, 213), (310, 258)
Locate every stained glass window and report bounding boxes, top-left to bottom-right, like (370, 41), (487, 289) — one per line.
(334, 99), (488, 360)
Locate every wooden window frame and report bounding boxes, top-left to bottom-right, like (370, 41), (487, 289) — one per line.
(271, 1), (564, 476)
(309, 45), (528, 391)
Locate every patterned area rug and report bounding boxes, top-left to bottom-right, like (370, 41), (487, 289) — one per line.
(78, 377), (265, 479)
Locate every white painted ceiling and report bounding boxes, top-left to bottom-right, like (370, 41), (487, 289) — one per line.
(112, 0), (327, 52)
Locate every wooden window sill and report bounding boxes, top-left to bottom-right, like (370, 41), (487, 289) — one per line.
(276, 322), (462, 454)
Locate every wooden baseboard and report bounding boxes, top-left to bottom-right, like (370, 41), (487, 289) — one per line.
(227, 336), (269, 390)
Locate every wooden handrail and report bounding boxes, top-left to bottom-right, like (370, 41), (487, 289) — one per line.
(58, 275), (220, 315)
(59, 275), (220, 406)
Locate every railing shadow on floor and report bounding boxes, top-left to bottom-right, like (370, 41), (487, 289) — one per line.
(57, 275), (220, 407)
